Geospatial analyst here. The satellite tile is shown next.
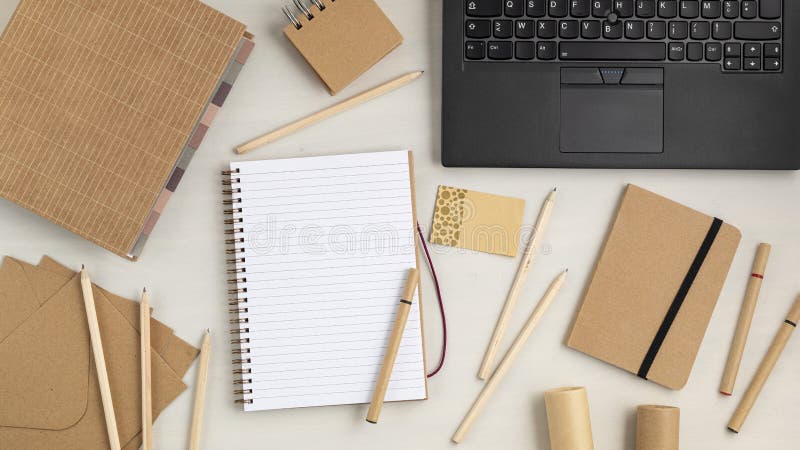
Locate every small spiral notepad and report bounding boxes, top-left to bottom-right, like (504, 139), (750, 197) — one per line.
(223, 151), (427, 411)
(281, 0), (403, 95)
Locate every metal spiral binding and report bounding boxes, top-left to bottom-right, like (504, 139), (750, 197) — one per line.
(282, 0), (335, 30)
(223, 168), (253, 405)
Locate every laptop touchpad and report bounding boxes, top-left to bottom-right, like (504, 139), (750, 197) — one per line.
(559, 68), (663, 154)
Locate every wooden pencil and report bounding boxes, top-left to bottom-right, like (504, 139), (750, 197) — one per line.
(140, 288), (153, 450)
(728, 295), (800, 433)
(235, 71), (424, 154)
(189, 330), (212, 450)
(453, 270), (568, 444)
(478, 188), (557, 380)
(80, 266), (121, 450)
(366, 269), (421, 424)
(720, 243), (771, 396)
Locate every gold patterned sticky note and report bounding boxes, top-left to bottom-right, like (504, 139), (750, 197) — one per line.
(430, 186), (526, 257)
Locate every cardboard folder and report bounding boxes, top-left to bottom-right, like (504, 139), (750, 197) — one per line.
(0, 257), (198, 449)
(567, 185), (741, 390)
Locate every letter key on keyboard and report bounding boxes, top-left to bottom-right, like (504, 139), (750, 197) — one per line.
(462, 0), (783, 72)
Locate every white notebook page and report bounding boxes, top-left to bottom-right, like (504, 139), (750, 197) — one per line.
(229, 150), (426, 411)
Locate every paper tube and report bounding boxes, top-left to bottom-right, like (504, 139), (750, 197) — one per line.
(636, 405), (680, 450)
(544, 387), (595, 450)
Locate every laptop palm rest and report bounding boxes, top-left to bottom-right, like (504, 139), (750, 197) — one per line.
(559, 68), (664, 154)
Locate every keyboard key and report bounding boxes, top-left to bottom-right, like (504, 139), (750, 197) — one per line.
(527, 0), (547, 16)
(701, 1), (721, 18)
(550, 0), (569, 16)
(488, 41), (513, 59)
(764, 57), (781, 71)
(740, 1), (756, 18)
(764, 43), (780, 57)
(615, 0), (636, 16)
(669, 21), (689, 39)
(760, 0), (782, 19)
(604, 20), (624, 38)
(669, 41), (685, 60)
(724, 57), (741, 69)
(581, 20), (603, 37)
(705, 42), (722, 60)
(466, 20), (492, 38)
(712, 21), (732, 39)
(538, 41), (557, 59)
(593, 0), (612, 16)
(647, 20), (667, 38)
(680, 1), (700, 17)
(465, 41), (486, 59)
(560, 20), (580, 38)
(687, 42), (703, 60)
(744, 42), (760, 57)
(636, 0), (656, 17)
(538, 20), (557, 37)
(516, 19), (536, 37)
(494, 19), (513, 37)
(723, 0), (738, 18)
(466, 0), (502, 17)
(572, 0), (591, 16)
(724, 42), (741, 56)
(658, 0), (678, 17)
(743, 57), (760, 70)
(506, 0), (525, 16)
(690, 21), (710, 39)
(735, 22), (780, 40)
(626, 20), (645, 38)
(558, 41), (666, 59)
(516, 41), (536, 59)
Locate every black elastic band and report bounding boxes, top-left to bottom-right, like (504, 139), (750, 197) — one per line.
(637, 217), (723, 380)
(400, 299), (412, 305)
(786, 320), (797, 327)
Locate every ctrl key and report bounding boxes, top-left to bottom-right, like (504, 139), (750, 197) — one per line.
(466, 41), (486, 59)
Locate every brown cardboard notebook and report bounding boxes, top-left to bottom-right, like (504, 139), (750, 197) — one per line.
(0, 257), (197, 450)
(0, 0), (254, 260)
(283, 0), (402, 95)
(567, 184), (741, 390)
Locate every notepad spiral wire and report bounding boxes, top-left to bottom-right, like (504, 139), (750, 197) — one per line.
(282, 0), (334, 29)
(222, 168), (254, 405)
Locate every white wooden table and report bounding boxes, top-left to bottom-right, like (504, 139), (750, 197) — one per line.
(1, 1), (798, 449)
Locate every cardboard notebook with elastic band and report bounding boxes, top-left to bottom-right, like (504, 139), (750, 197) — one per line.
(567, 184), (741, 390)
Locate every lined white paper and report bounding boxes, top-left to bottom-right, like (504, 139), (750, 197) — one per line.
(230, 151), (426, 411)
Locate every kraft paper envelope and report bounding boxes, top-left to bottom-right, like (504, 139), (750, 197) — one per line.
(0, 258), (192, 449)
(37, 256), (198, 378)
(430, 185), (526, 257)
(567, 185), (741, 390)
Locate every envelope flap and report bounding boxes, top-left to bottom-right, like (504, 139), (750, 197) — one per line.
(0, 274), (89, 429)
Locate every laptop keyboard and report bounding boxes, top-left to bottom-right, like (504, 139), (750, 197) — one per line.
(464, 0), (783, 72)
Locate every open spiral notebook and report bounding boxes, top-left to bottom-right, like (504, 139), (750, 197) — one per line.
(224, 150), (428, 411)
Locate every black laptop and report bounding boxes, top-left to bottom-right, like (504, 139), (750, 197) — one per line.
(442, 0), (799, 169)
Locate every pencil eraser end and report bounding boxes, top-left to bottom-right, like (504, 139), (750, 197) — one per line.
(727, 426), (739, 434)
(720, 391), (732, 396)
(365, 419), (377, 424)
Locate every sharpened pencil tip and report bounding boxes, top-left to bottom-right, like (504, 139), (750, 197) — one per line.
(143, 287), (147, 293)
(553, 187), (557, 192)
(81, 264), (85, 270)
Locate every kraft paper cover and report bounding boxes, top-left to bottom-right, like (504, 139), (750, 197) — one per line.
(0, 0), (247, 259)
(283, 0), (402, 95)
(567, 184), (741, 390)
